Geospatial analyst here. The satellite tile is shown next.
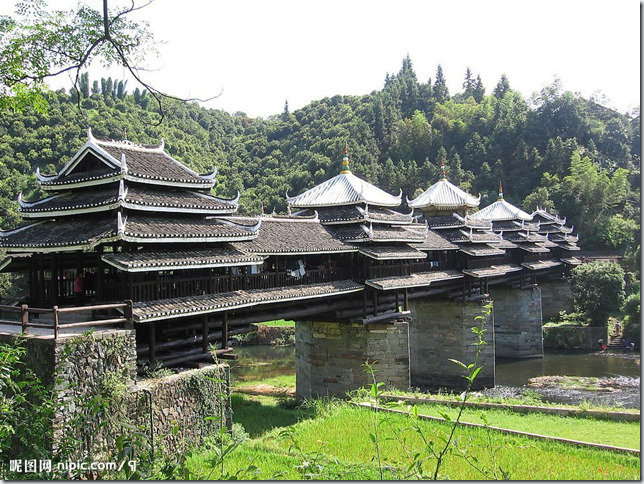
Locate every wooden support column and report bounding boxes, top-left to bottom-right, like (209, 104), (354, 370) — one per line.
(127, 272), (134, 300)
(149, 323), (157, 367)
(96, 246), (104, 301)
(202, 315), (209, 353)
(373, 289), (378, 317)
(50, 253), (58, 306)
(403, 288), (409, 311)
(222, 312), (229, 350)
(228, 267), (233, 291)
(37, 252), (45, 307)
(395, 290), (400, 310)
(362, 290), (367, 319)
(242, 266), (248, 290)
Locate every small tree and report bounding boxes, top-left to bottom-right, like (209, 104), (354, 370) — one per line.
(571, 262), (625, 326)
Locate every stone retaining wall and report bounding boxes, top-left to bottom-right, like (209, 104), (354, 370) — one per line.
(408, 299), (495, 391)
(542, 326), (608, 350)
(1, 330), (231, 457)
(295, 320), (410, 400)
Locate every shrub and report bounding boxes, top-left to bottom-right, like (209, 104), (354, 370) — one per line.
(622, 293), (640, 343)
(571, 262), (625, 326)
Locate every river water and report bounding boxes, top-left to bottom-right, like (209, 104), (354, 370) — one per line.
(229, 345), (641, 408)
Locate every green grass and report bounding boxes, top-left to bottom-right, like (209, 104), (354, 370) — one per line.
(409, 403), (640, 449)
(232, 374), (296, 390)
(189, 396), (639, 480)
(257, 319), (295, 327)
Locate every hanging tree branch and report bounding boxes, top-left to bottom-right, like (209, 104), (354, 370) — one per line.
(0, 0), (219, 123)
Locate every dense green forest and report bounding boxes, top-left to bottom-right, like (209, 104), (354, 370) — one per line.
(0, 57), (639, 258)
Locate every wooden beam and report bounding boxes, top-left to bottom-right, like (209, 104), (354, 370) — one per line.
(149, 323), (156, 367)
(361, 310), (411, 325)
(222, 311), (229, 350)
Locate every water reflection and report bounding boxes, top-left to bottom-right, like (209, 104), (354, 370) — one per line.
(229, 345), (640, 389)
(495, 350), (641, 387)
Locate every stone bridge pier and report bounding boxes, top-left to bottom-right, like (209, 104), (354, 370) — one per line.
(488, 285), (543, 358)
(408, 299), (495, 391)
(295, 320), (411, 400)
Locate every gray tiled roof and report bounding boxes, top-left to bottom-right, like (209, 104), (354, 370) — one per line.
(462, 264), (523, 278)
(412, 230), (459, 251)
(358, 245), (427, 260)
(521, 260), (563, 271)
(123, 215), (256, 241)
(132, 280), (364, 322)
(232, 218), (356, 255)
(516, 243), (551, 254)
(366, 269), (464, 291)
(1, 218), (116, 250)
(102, 247), (265, 272)
(99, 143), (212, 186)
(20, 185), (237, 216)
(459, 244), (506, 257)
(39, 167), (120, 188)
(423, 215), (464, 229)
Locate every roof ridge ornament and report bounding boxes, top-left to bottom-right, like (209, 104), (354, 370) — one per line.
(117, 211), (126, 235)
(340, 141), (351, 174)
(202, 167), (218, 180)
(118, 179), (127, 201)
(499, 180), (504, 200)
(120, 153), (128, 175)
(439, 156), (447, 181)
(88, 126), (96, 143)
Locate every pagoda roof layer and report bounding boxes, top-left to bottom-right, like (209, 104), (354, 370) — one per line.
(296, 205), (413, 225)
(122, 215), (257, 243)
(516, 243), (551, 254)
(231, 217), (357, 255)
(0, 218), (117, 252)
(366, 269), (464, 291)
(462, 264), (523, 279)
(459, 244), (506, 257)
(412, 230), (459, 251)
(39, 129), (217, 190)
(531, 208), (566, 225)
(326, 223), (428, 243)
(521, 260), (563, 271)
(286, 172), (402, 208)
(102, 248), (265, 272)
(561, 257), (583, 265)
(470, 199), (532, 222)
(408, 179), (480, 211)
(358, 245), (427, 260)
(19, 184), (238, 217)
(132, 280), (363, 322)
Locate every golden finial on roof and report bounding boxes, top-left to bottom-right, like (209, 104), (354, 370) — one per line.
(499, 180), (504, 200)
(439, 156), (447, 180)
(340, 141), (351, 174)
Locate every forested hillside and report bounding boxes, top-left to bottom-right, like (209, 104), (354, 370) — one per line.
(0, 57), (639, 257)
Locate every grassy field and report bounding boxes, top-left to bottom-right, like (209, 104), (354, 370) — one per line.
(257, 319), (295, 327)
(186, 394), (640, 480)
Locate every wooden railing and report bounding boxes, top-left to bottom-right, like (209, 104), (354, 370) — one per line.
(368, 261), (449, 279)
(103, 268), (352, 303)
(0, 301), (133, 340)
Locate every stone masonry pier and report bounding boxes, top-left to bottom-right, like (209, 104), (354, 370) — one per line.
(295, 321), (410, 400)
(489, 285), (543, 358)
(408, 299), (495, 391)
